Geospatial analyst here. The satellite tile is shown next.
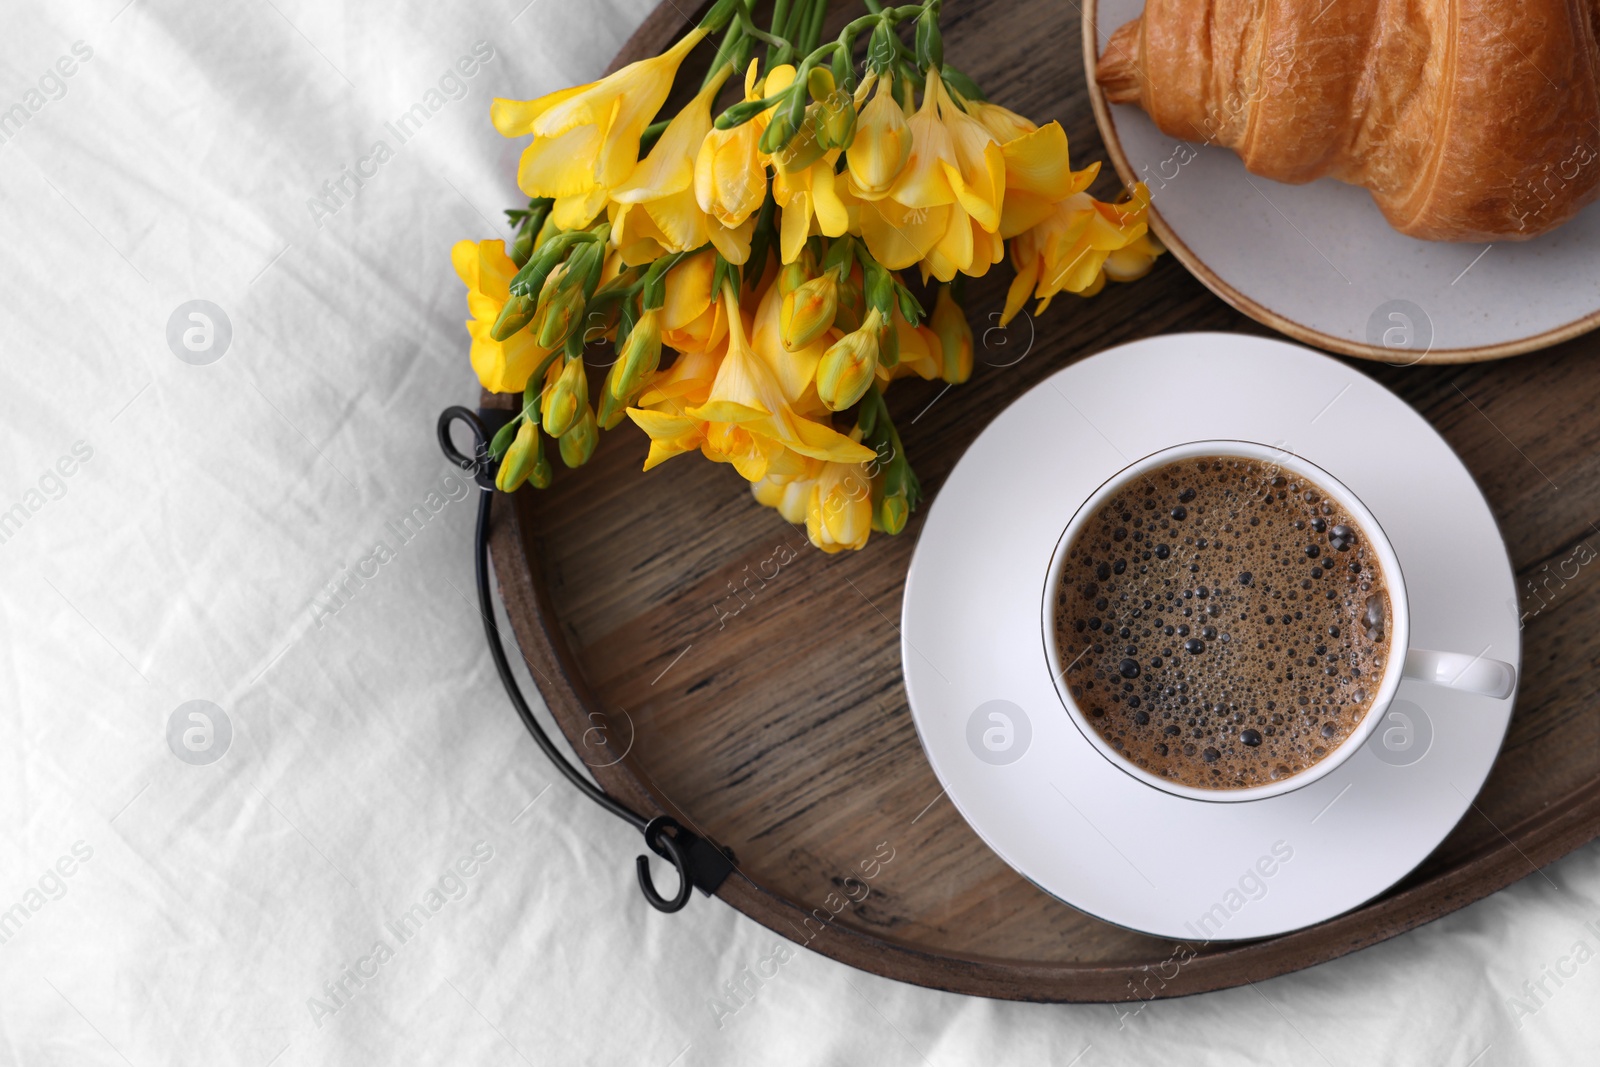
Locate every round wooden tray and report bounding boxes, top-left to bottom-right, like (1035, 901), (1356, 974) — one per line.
(486, 0), (1600, 1001)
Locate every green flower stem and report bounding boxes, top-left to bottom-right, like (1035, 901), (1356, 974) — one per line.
(714, 0), (939, 131)
(856, 383), (920, 510)
(800, 0), (827, 53)
(639, 246), (702, 309)
(702, 8), (747, 88)
(734, 6), (790, 53)
(767, 0), (792, 63)
(528, 350), (564, 415)
(698, 0), (741, 32)
(744, 183), (778, 282)
(640, 118), (669, 153)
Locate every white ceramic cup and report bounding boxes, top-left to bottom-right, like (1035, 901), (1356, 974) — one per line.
(1041, 440), (1517, 803)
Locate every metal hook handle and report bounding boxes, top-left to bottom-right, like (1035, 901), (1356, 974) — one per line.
(637, 816), (694, 913)
(439, 403), (734, 914)
(436, 405), (500, 489)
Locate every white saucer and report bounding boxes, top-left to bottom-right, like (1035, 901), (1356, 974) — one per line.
(1085, 0), (1600, 362)
(900, 333), (1520, 940)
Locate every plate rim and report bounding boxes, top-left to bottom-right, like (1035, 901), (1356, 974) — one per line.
(1080, 0), (1600, 364)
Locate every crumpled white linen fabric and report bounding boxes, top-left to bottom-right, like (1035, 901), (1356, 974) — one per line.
(1, 1), (1596, 1064)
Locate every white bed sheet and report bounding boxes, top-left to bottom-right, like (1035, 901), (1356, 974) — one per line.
(1, 1), (1596, 1063)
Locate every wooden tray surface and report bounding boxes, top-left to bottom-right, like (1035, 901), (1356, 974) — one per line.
(485, 0), (1600, 1001)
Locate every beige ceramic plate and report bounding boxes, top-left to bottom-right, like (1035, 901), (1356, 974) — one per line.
(1083, 0), (1600, 363)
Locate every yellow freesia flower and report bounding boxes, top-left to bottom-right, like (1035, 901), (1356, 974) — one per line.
(751, 473), (814, 524)
(658, 251), (729, 353)
(772, 146), (849, 265)
(764, 442), (825, 485)
(778, 268), (838, 353)
(817, 308), (883, 411)
(610, 66), (754, 265)
(845, 73), (911, 198)
(626, 281), (869, 482)
(1103, 232), (1167, 282)
(451, 238), (554, 393)
(750, 440), (828, 521)
(612, 307), (663, 399)
(853, 77), (952, 270)
(961, 94), (1103, 238)
(628, 327), (779, 481)
(807, 459), (874, 553)
(492, 27), (707, 230)
(541, 355), (587, 437)
(686, 286), (877, 477)
(695, 61), (784, 231)
(751, 276), (831, 407)
(872, 309), (943, 385)
(934, 79), (1006, 234)
(1001, 139), (1096, 237)
(967, 99), (1036, 144)
(854, 73), (1005, 279)
(929, 285), (974, 384)
(626, 346), (720, 470)
(496, 419), (540, 492)
(1002, 184), (1157, 325)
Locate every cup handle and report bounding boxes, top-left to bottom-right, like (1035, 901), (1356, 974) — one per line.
(1402, 649), (1518, 700)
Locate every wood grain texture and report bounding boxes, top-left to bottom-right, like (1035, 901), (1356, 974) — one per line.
(485, 0), (1600, 1001)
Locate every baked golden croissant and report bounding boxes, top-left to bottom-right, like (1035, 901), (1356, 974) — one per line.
(1097, 0), (1600, 240)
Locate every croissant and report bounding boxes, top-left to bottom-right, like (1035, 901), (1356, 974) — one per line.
(1096, 0), (1600, 241)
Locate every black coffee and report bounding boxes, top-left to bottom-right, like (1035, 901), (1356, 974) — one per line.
(1053, 455), (1391, 789)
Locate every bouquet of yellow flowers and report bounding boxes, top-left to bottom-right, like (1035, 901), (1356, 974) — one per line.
(452, 0), (1161, 552)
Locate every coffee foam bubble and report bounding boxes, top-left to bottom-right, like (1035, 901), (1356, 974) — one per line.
(1054, 455), (1390, 790)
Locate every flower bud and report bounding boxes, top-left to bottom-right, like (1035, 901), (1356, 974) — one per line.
(931, 285), (974, 384)
(833, 274), (866, 333)
(532, 214), (561, 255)
(597, 361), (628, 430)
(880, 490), (909, 535)
(847, 79), (911, 196)
(510, 225), (534, 269)
(558, 406), (598, 468)
(612, 309), (662, 399)
(830, 49), (854, 98)
(817, 309), (883, 411)
(536, 264), (584, 348)
(779, 260), (809, 297)
(807, 461), (873, 552)
(752, 476), (812, 525)
(774, 108), (826, 173)
(495, 419), (539, 492)
(529, 444), (554, 489)
(759, 106), (796, 155)
(915, 8), (944, 71)
(780, 270), (838, 352)
(779, 246), (818, 296)
(820, 97), (856, 151)
(490, 292), (536, 341)
(715, 95), (775, 130)
(701, 0), (741, 34)
(877, 312), (900, 368)
(541, 355), (587, 437)
(806, 67), (836, 105)
(867, 22), (897, 75)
